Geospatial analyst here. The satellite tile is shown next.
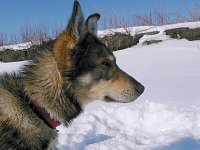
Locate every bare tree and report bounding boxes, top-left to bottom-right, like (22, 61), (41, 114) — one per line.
(51, 23), (64, 38)
(0, 32), (7, 46)
(9, 33), (19, 45)
(19, 24), (34, 43)
(187, 3), (200, 22)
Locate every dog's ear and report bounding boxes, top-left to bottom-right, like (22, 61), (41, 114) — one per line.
(85, 13), (100, 36)
(67, 0), (84, 40)
(54, 1), (85, 70)
(53, 1), (99, 70)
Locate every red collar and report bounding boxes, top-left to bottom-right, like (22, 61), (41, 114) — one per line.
(32, 102), (61, 129)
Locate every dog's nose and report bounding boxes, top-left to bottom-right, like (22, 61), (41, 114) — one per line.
(136, 83), (145, 94)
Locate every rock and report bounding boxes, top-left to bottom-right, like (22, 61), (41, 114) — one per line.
(145, 31), (160, 35)
(100, 32), (138, 51)
(165, 27), (200, 41)
(143, 40), (162, 45)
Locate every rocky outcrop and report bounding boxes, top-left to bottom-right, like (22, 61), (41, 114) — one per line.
(0, 27), (200, 62)
(165, 27), (200, 41)
(0, 40), (55, 62)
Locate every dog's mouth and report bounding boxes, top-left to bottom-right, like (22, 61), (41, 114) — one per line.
(104, 94), (138, 103)
(104, 96), (115, 102)
(104, 96), (119, 103)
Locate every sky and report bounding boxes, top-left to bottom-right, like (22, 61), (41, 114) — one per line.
(0, 0), (199, 35)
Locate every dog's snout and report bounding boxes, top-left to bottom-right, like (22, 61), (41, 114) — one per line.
(130, 76), (145, 95)
(136, 83), (145, 94)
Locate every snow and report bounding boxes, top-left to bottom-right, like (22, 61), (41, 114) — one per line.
(115, 39), (200, 107)
(55, 39), (200, 150)
(0, 42), (32, 51)
(56, 101), (200, 150)
(0, 61), (28, 73)
(0, 22), (200, 149)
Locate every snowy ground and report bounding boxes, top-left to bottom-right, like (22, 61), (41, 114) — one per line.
(0, 22), (200, 149)
(55, 39), (200, 150)
(0, 42), (32, 51)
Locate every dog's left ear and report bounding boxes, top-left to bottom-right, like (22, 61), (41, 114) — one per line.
(53, 1), (85, 70)
(85, 13), (100, 36)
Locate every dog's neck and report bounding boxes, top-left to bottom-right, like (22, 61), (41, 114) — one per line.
(30, 101), (61, 129)
(24, 52), (82, 126)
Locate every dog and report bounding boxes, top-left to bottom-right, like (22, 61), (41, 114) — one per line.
(0, 1), (144, 149)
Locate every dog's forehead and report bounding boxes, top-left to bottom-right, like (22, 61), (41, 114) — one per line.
(98, 50), (115, 62)
(96, 45), (115, 60)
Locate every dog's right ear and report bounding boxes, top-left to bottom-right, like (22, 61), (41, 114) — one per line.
(86, 13), (100, 36)
(67, 0), (84, 40)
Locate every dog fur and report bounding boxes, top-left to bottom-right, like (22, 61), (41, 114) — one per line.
(0, 1), (144, 149)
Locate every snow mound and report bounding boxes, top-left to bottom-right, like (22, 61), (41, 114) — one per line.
(56, 100), (200, 150)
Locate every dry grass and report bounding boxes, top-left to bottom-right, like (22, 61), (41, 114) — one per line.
(0, 32), (7, 46)
(0, 23), (64, 46)
(100, 3), (200, 29)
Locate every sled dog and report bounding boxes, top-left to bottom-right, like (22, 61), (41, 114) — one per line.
(0, 1), (144, 149)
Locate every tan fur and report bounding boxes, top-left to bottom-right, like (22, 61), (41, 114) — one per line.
(79, 69), (140, 104)
(107, 71), (139, 102)
(25, 52), (65, 122)
(111, 71), (134, 91)
(0, 87), (54, 143)
(53, 29), (76, 71)
(0, 87), (36, 132)
(78, 73), (93, 85)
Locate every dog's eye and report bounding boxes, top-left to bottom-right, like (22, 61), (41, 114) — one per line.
(102, 61), (112, 67)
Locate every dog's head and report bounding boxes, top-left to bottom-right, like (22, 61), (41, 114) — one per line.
(57, 1), (144, 106)
(70, 33), (145, 105)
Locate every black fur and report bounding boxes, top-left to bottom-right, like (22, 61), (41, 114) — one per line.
(70, 32), (115, 81)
